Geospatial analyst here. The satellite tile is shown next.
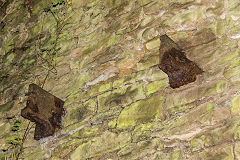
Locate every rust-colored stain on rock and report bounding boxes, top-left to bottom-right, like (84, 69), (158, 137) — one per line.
(158, 35), (203, 89)
(21, 84), (65, 140)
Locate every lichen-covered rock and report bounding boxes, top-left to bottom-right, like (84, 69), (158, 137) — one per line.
(1, 0), (240, 159)
(231, 95), (240, 114)
(98, 82), (145, 112)
(118, 139), (163, 160)
(70, 131), (130, 160)
(165, 80), (227, 108)
(146, 79), (168, 96)
(63, 98), (97, 127)
(117, 94), (164, 130)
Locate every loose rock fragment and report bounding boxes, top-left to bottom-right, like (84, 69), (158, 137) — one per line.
(21, 84), (65, 140)
(158, 35), (203, 88)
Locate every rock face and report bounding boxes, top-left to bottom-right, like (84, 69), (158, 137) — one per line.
(21, 84), (65, 140)
(1, 0), (240, 159)
(159, 35), (203, 88)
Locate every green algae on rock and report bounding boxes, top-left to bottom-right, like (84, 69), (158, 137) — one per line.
(1, 0), (240, 159)
(231, 95), (240, 114)
(146, 79), (168, 96)
(70, 131), (130, 160)
(117, 94), (164, 130)
(63, 98), (97, 127)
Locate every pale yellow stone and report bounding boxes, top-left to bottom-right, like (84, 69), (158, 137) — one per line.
(108, 118), (117, 129)
(70, 131), (130, 160)
(165, 80), (226, 108)
(224, 66), (240, 79)
(231, 95), (240, 114)
(98, 82), (112, 92)
(117, 94), (164, 130)
(145, 38), (160, 50)
(146, 80), (168, 96)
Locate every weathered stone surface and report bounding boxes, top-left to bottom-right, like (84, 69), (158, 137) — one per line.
(1, 0), (240, 159)
(169, 104), (194, 114)
(165, 80), (227, 108)
(191, 143), (234, 160)
(97, 82), (145, 112)
(71, 125), (99, 138)
(118, 139), (163, 160)
(108, 118), (117, 129)
(135, 54), (159, 71)
(146, 79), (168, 96)
(21, 147), (49, 160)
(178, 28), (216, 50)
(154, 102), (231, 142)
(224, 66), (240, 79)
(52, 139), (86, 159)
(0, 102), (12, 112)
(63, 98), (96, 127)
(236, 143), (240, 160)
(70, 131), (130, 160)
(117, 94), (164, 130)
(113, 73), (136, 88)
(231, 95), (240, 114)
(0, 122), (10, 137)
(21, 84), (65, 140)
(145, 37), (161, 51)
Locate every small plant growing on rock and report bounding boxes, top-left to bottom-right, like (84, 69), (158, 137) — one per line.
(11, 120), (21, 132)
(52, 0), (65, 7)
(1, 116), (33, 160)
(43, 0), (65, 12)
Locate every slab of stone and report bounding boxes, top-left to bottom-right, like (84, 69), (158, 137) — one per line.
(70, 131), (130, 160)
(117, 94), (164, 130)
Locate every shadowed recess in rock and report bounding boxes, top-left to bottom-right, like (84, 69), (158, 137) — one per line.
(158, 35), (203, 89)
(21, 84), (65, 140)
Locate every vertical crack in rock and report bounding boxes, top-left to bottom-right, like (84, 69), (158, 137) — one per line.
(21, 84), (65, 140)
(158, 35), (203, 89)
